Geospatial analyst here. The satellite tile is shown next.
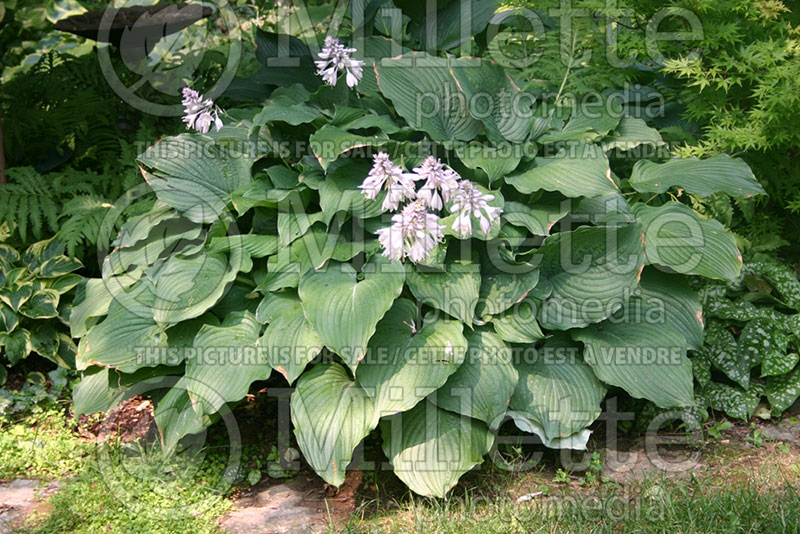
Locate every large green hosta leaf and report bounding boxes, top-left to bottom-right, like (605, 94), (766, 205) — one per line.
(633, 202), (742, 281)
(449, 58), (532, 144)
(506, 144), (618, 198)
(298, 258), (405, 370)
(536, 223), (644, 330)
(573, 322), (694, 408)
(184, 311), (264, 415)
(406, 259), (481, 325)
(634, 269), (704, 351)
(502, 200), (570, 236)
(310, 125), (388, 171)
(154, 378), (209, 455)
(291, 362), (375, 486)
(375, 52), (482, 142)
(431, 330), (517, 425)
(73, 368), (120, 417)
(456, 143), (522, 185)
(510, 335), (605, 446)
(256, 292), (323, 384)
(381, 400), (493, 498)
(357, 299), (467, 419)
(414, 0), (497, 51)
(475, 253), (539, 318)
(137, 135), (253, 224)
(152, 251), (241, 325)
(490, 297), (546, 343)
(76, 282), (167, 373)
(629, 154), (765, 197)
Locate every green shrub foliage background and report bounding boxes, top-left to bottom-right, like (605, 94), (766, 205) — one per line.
(69, 3), (769, 497)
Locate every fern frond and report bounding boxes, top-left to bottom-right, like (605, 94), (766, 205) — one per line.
(58, 195), (117, 257)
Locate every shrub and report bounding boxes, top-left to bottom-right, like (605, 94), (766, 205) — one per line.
(71, 2), (764, 497)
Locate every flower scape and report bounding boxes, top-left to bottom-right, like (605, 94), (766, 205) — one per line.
(360, 153), (502, 263)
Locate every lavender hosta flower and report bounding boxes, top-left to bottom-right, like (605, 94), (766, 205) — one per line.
(449, 181), (503, 237)
(315, 36), (365, 88)
(359, 153), (417, 211)
(181, 87), (222, 134)
(377, 200), (444, 263)
(414, 156), (461, 211)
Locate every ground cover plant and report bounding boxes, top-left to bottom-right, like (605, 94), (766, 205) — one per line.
(64, 0), (772, 499)
(0, 235), (83, 384)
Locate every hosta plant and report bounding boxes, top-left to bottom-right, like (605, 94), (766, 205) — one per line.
(0, 235), (82, 384)
(71, 8), (765, 497)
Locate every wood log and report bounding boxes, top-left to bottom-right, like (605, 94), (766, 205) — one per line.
(53, 2), (213, 46)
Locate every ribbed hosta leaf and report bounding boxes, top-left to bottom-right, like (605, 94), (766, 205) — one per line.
(376, 52), (482, 142)
(602, 117), (665, 151)
(357, 299), (467, 419)
(207, 234), (278, 258)
(507, 144), (618, 198)
(309, 125), (388, 171)
(490, 297), (546, 343)
(70, 279), (120, 338)
(154, 379), (208, 455)
(506, 411), (592, 450)
(407, 259), (481, 325)
(629, 154), (765, 197)
(502, 200), (570, 236)
(573, 322), (694, 408)
(456, 142), (522, 184)
(510, 335), (605, 443)
(184, 311), (264, 415)
(137, 134), (254, 224)
(536, 223), (644, 330)
(476, 255), (539, 318)
(299, 258), (405, 370)
(152, 252), (240, 325)
(256, 292), (323, 384)
(291, 362), (375, 486)
(431, 330), (517, 424)
(633, 202), (742, 281)
(381, 400), (493, 498)
(318, 161), (386, 223)
(73, 368), (121, 416)
(449, 58), (532, 144)
(76, 282), (167, 373)
(415, 0), (497, 51)
(633, 268), (704, 351)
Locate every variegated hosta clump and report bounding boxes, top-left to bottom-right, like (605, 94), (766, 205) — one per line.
(70, 21), (766, 498)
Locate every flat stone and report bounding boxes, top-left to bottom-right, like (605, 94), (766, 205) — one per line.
(220, 471), (361, 534)
(0, 480), (59, 533)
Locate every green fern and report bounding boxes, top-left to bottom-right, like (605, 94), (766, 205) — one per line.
(0, 167), (60, 243)
(58, 196), (118, 258)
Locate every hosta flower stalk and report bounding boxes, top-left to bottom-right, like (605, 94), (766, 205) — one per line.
(181, 87), (222, 134)
(315, 36), (365, 88)
(376, 200), (444, 262)
(449, 180), (503, 237)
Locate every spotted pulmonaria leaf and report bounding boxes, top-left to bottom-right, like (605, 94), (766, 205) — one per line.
(701, 321), (751, 389)
(702, 382), (764, 420)
(767, 367), (800, 415)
